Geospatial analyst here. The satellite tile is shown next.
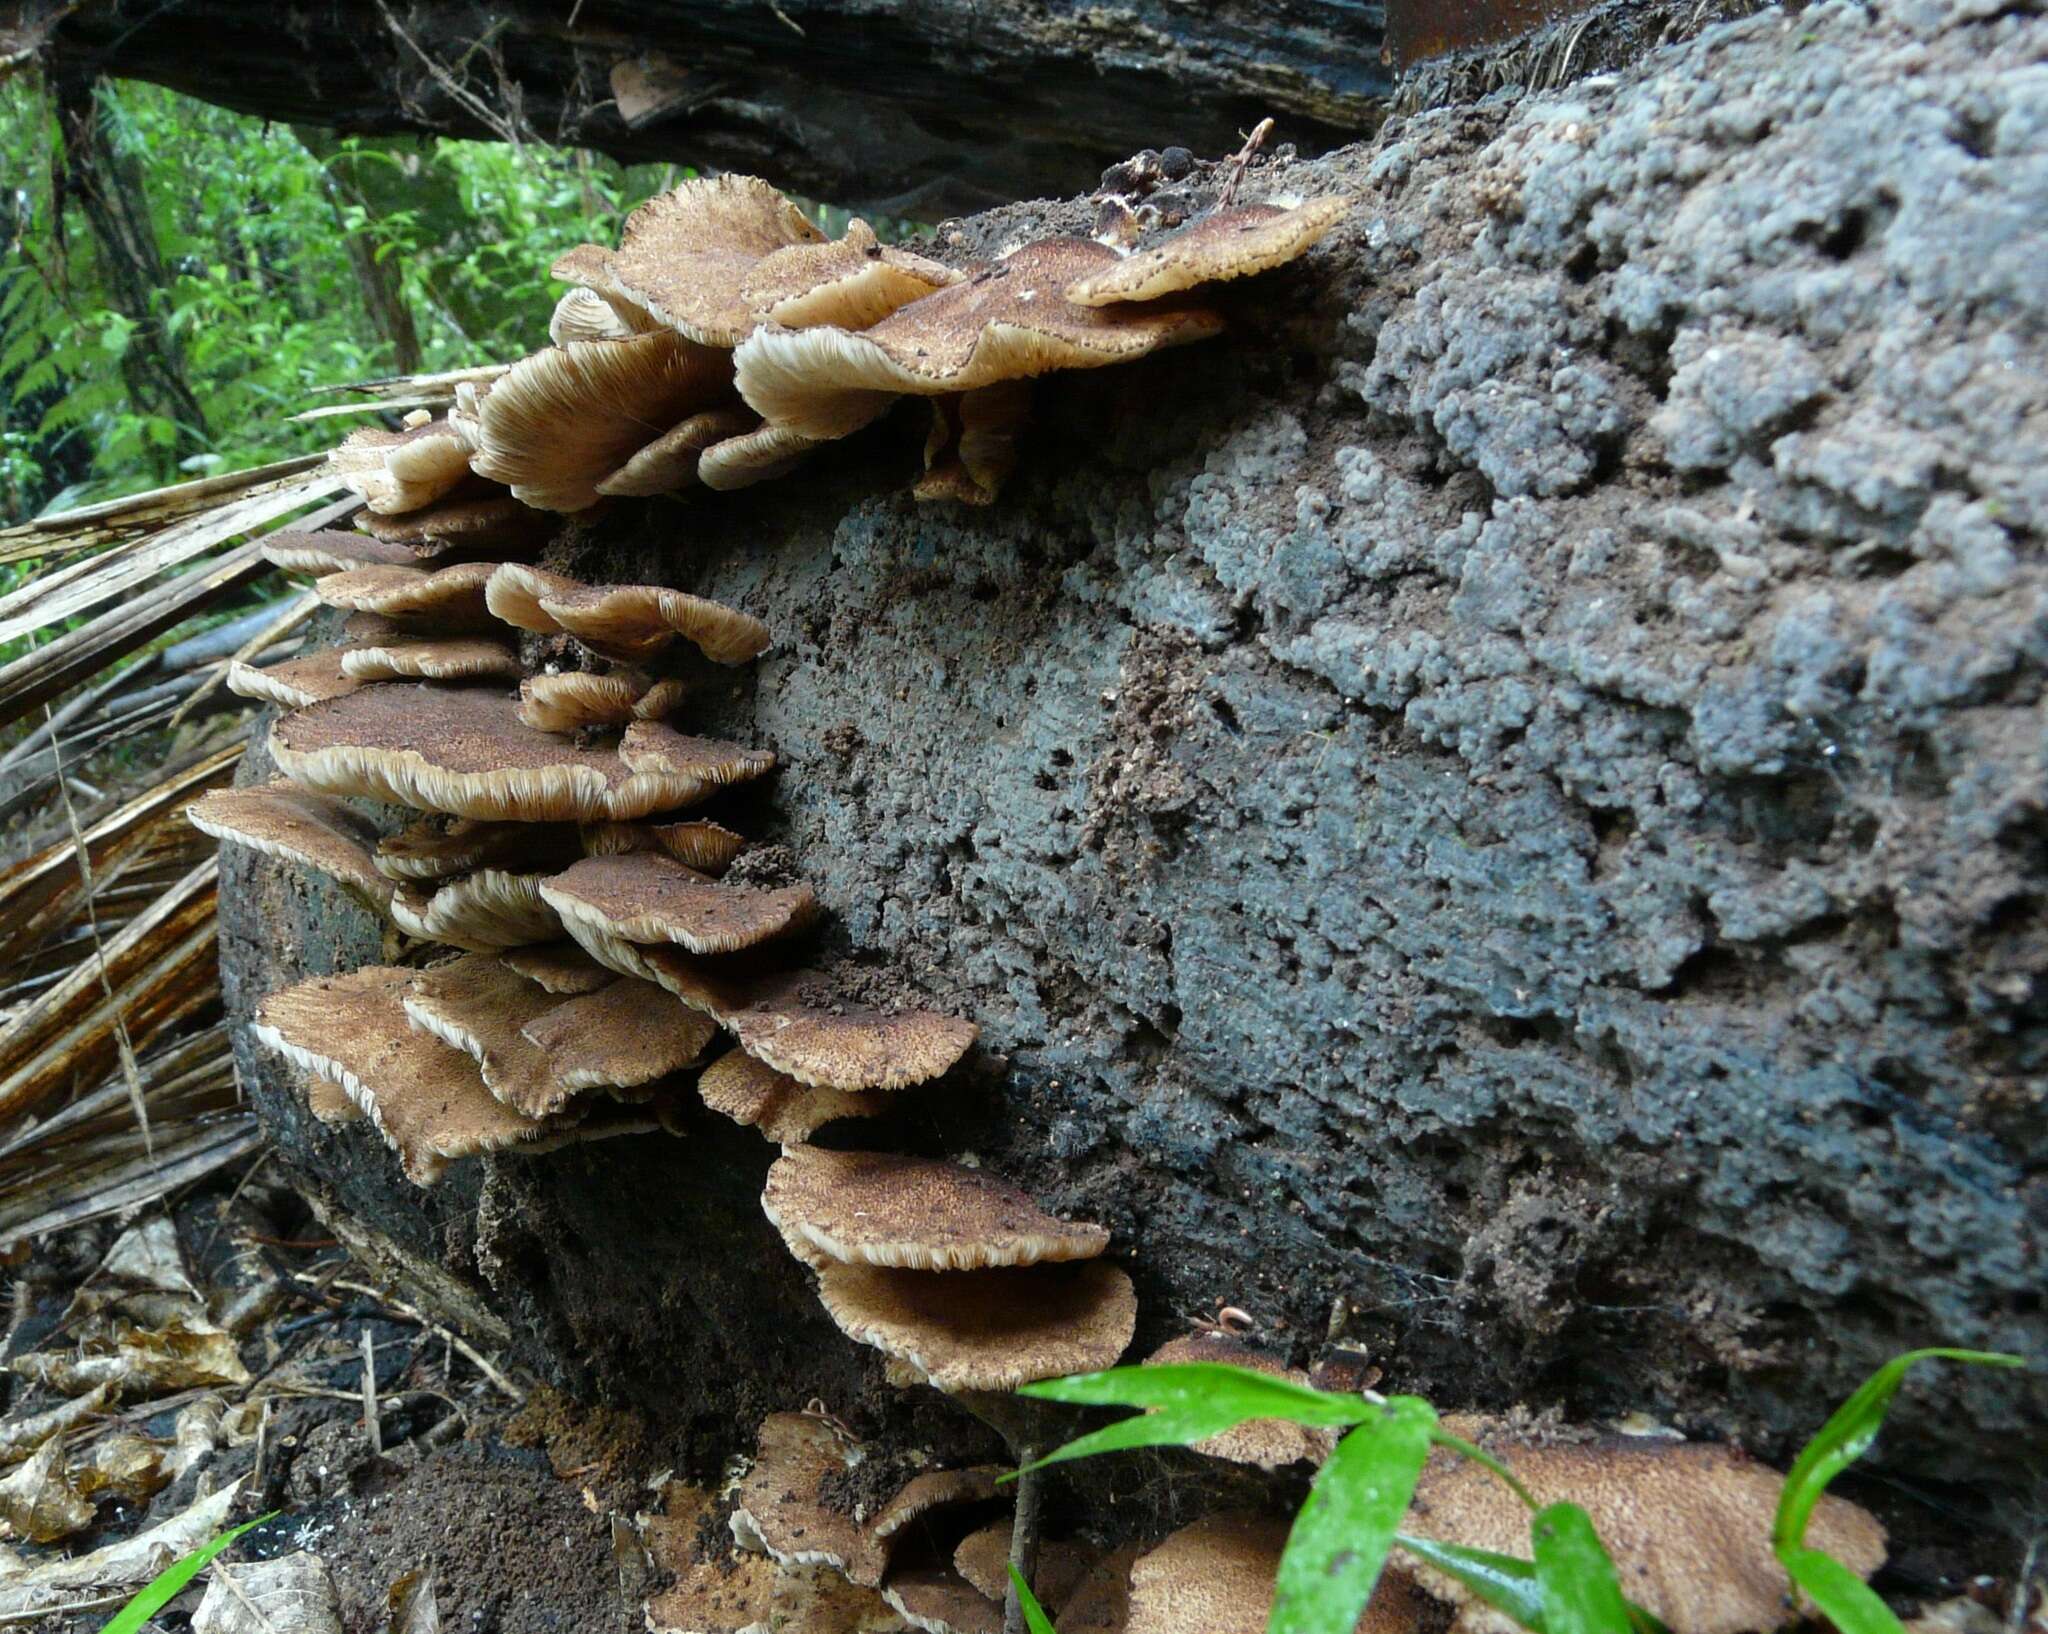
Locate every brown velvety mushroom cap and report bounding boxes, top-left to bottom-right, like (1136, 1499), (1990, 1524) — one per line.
(1128, 1513), (1424, 1634)
(517, 673), (644, 733)
(538, 851), (816, 957)
(644, 1480), (779, 1634)
(500, 941), (614, 994)
(226, 649), (361, 710)
(313, 561), (498, 627)
(595, 407), (757, 498)
(734, 1412), (865, 1570)
(815, 1260), (1137, 1392)
(580, 819), (743, 875)
(330, 420), (474, 515)
(186, 782), (394, 911)
(340, 637), (520, 683)
(838, 1465), (1006, 1588)
(388, 870), (562, 950)
(520, 977), (717, 1093)
(620, 720), (778, 791)
(402, 952), (561, 1113)
(251, 966), (563, 1185)
(743, 218), (964, 331)
(1144, 1335), (1332, 1469)
(1067, 198), (1351, 306)
(732, 237), (1225, 440)
(374, 817), (582, 883)
(271, 685), (731, 822)
(356, 493), (554, 556)
(1059, 1543), (1141, 1634)
(1403, 1434), (1886, 1634)
(881, 1565), (1004, 1634)
(553, 175), (826, 348)
(696, 421), (822, 491)
(262, 529), (419, 575)
(954, 1525), (1092, 1611)
(486, 563), (772, 665)
(763, 1147), (1111, 1271)
(470, 332), (736, 512)
(697, 1049), (884, 1145)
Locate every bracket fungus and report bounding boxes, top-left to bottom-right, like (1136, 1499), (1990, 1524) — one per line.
(354, 492), (555, 557)
(579, 817), (744, 874)
(741, 217), (965, 332)
(1401, 1432), (1887, 1634)
(762, 1147), (1111, 1271)
(372, 816), (582, 883)
(1141, 1334), (1333, 1469)
(955, 1523), (1092, 1612)
(732, 1411), (868, 1572)
(386, 869), (562, 950)
(186, 783), (394, 914)
(696, 1048), (888, 1145)
(328, 419), (474, 515)
(338, 636), (520, 684)
(1128, 1513), (1423, 1634)
(499, 940), (615, 995)
(225, 649), (360, 710)
(548, 284), (660, 347)
(260, 529), (420, 576)
(593, 406), (758, 498)
(539, 850), (816, 959)
(916, 382), (1033, 507)
(484, 564), (771, 665)
(1063, 197), (1351, 306)
(311, 560), (498, 629)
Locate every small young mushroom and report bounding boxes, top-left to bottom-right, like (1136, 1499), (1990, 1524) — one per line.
(537, 850), (817, 957)
(516, 673), (648, 734)
(1400, 1431), (1887, 1634)
(1127, 1512), (1425, 1634)
(731, 238), (1224, 441)
(485, 563), (772, 665)
(761, 1147), (1111, 1271)
(328, 419), (474, 515)
(520, 978), (717, 1096)
(339, 636), (521, 684)
(186, 782), (394, 913)
(697, 1049), (888, 1146)
(954, 1523), (1092, 1612)
(251, 966), (570, 1185)
(916, 382), (1033, 507)
(225, 649), (361, 710)
(1063, 198), (1351, 306)
(695, 421), (822, 491)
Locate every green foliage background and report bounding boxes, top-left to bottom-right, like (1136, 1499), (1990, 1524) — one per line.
(0, 74), (682, 524)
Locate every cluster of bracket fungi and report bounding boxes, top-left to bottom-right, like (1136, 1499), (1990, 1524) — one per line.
(188, 172), (1892, 1634)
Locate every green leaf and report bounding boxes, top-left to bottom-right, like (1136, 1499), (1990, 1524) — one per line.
(1782, 1548), (1906, 1634)
(1775, 1349), (2023, 1553)
(98, 1513), (276, 1634)
(1395, 1535), (1552, 1634)
(1269, 1398), (1435, 1634)
(1531, 1504), (1632, 1634)
(1015, 1363), (1375, 1475)
(1007, 1564), (1060, 1634)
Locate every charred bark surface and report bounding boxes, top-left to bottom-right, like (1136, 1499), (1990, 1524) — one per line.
(221, 0), (2047, 1548)
(43, 0), (1390, 216)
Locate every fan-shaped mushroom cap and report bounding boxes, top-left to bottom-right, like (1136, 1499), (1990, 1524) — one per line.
(837, 1465), (1007, 1588)
(916, 381), (1032, 506)
(1059, 1544), (1141, 1634)
(644, 1480), (780, 1634)
(595, 406), (758, 498)
(516, 672), (643, 733)
(580, 818), (743, 875)
(271, 685), (733, 822)
(302, 1070), (364, 1126)
(882, 1566), (1004, 1634)
(469, 332), (735, 512)
(1402, 1433), (1885, 1634)
(485, 563), (771, 665)
(356, 493), (554, 557)
(499, 941), (613, 994)
(373, 817), (581, 883)
(733, 238), (1225, 440)
(251, 966), (563, 1185)
(313, 561), (497, 628)
(262, 530), (418, 575)
(553, 175), (826, 348)
(1129, 1513), (1424, 1634)
(548, 285), (661, 347)
(329, 420), (474, 515)
(340, 637), (520, 683)
(733, 1412), (866, 1571)
(764, 1147), (1111, 1271)
(954, 1524), (1092, 1611)
(815, 1260), (1136, 1392)
(696, 420), (822, 491)
(521, 977), (716, 1094)
(743, 218), (965, 331)
(401, 952), (561, 1111)
(1066, 198), (1351, 307)
(1143, 1335), (1331, 1469)
(389, 869), (561, 950)
(538, 851), (816, 957)
(226, 649), (361, 710)
(186, 782), (394, 911)
(697, 1049), (885, 1145)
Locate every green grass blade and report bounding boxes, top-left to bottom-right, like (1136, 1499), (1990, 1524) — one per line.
(1395, 1535), (1551, 1633)
(1268, 1398), (1435, 1634)
(1008, 1564), (1061, 1634)
(1531, 1504), (1632, 1634)
(99, 1513), (276, 1634)
(1782, 1548), (1907, 1634)
(1015, 1363), (1375, 1476)
(1775, 1349), (2023, 1552)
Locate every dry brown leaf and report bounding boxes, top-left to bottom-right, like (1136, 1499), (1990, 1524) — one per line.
(11, 1311), (251, 1397)
(195, 1552), (344, 1634)
(0, 1479), (242, 1617)
(68, 1432), (169, 1505)
(0, 1381), (113, 1467)
(0, 1440), (94, 1543)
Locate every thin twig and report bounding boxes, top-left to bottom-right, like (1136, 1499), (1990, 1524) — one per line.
(361, 1325), (383, 1455)
(1217, 116), (1276, 209)
(329, 1278), (525, 1400)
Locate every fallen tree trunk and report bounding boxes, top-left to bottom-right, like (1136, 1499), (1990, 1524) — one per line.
(219, 0), (2047, 1544)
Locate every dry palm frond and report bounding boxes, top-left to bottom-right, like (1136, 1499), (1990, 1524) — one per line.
(0, 455), (331, 566)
